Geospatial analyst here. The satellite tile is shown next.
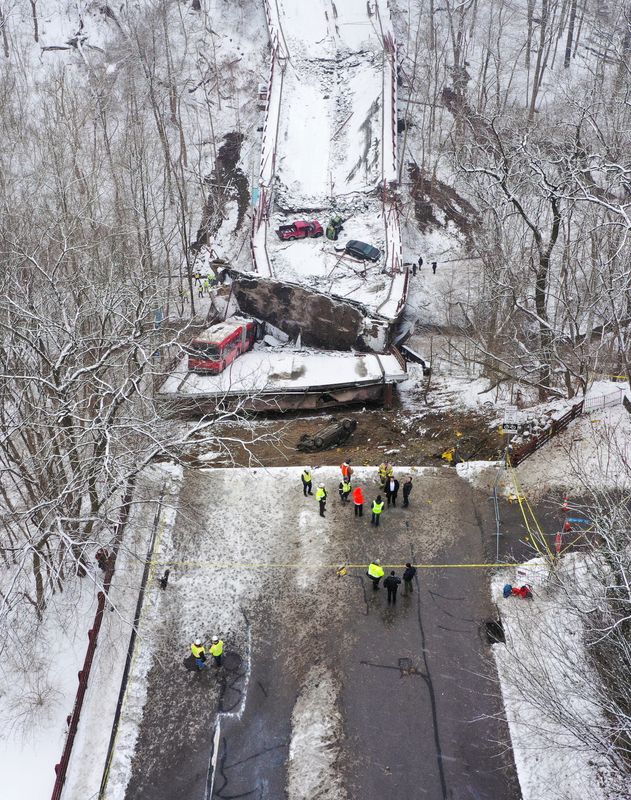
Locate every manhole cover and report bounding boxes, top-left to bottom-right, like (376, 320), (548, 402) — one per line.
(485, 619), (505, 644)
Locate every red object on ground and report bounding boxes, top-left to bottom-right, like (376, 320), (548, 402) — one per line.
(276, 220), (324, 240)
(564, 520), (572, 533)
(555, 532), (562, 554)
(187, 317), (256, 374)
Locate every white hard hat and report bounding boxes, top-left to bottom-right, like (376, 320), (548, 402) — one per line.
(212, 635), (219, 643)
(374, 559), (380, 565)
(194, 639), (201, 646)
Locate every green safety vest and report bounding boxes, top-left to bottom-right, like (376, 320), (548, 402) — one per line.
(342, 480), (351, 493)
(372, 500), (384, 514)
(316, 487), (326, 501)
(191, 643), (205, 659)
(210, 640), (224, 657)
(302, 470), (312, 482)
(368, 563), (384, 579)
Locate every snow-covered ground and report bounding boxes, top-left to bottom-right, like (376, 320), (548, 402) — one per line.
(0, 465), (181, 800)
(490, 556), (627, 800)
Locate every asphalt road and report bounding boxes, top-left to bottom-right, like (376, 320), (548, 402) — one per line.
(123, 466), (522, 800)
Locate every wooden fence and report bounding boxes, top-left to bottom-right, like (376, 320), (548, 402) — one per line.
(509, 400), (584, 467)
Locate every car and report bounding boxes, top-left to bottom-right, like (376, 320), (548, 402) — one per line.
(276, 220), (324, 241)
(296, 418), (357, 452)
(345, 239), (381, 261)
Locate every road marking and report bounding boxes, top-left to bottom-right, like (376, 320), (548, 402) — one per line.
(147, 560), (530, 570)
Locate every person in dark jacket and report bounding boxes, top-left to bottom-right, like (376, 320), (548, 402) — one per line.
(402, 476), (413, 508)
(384, 571), (401, 604)
(403, 562), (417, 595)
(384, 476), (399, 507)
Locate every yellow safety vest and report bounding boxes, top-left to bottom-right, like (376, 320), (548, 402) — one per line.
(210, 640), (224, 657)
(386, 465), (394, 478)
(302, 470), (312, 482)
(372, 500), (384, 514)
(191, 642), (205, 659)
(378, 463), (387, 478)
(316, 487), (326, 501)
(342, 480), (351, 493)
(368, 563), (384, 579)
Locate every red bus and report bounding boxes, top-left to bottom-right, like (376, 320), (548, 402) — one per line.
(187, 317), (257, 374)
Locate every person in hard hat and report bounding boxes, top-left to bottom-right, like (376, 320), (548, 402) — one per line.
(353, 485), (364, 517)
(340, 460), (353, 481)
(385, 463), (394, 481)
(384, 570), (401, 604)
(339, 478), (352, 503)
(301, 467), (313, 496)
(210, 635), (224, 667)
(366, 559), (385, 590)
(371, 495), (385, 526)
(385, 475), (400, 507)
(315, 484), (327, 517)
(191, 639), (208, 671)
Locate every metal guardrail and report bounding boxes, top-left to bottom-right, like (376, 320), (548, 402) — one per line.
(583, 387), (625, 411)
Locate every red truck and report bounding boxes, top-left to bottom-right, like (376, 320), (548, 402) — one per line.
(187, 317), (256, 374)
(276, 220), (323, 241)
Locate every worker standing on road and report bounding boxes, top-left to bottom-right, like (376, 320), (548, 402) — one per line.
(191, 639), (208, 671)
(402, 476), (413, 507)
(386, 463), (394, 481)
(385, 476), (400, 507)
(432, 261), (437, 274)
(353, 485), (364, 517)
(316, 484), (327, 517)
(403, 562), (417, 595)
(301, 467), (313, 496)
(367, 559), (385, 590)
(384, 571), (401, 604)
(339, 478), (352, 503)
(341, 460), (353, 481)
(210, 635), (224, 667)
(378, 462), (388, 487)
(371, 495), (385, 526)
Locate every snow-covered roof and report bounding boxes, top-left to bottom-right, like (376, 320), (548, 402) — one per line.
(194, 317), (253, 343)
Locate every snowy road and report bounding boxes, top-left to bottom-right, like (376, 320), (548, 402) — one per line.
(117, 467), (519, 800)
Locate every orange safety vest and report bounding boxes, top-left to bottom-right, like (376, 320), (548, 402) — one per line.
(353, 487), (364, 505)
(341, 462), (351, 479)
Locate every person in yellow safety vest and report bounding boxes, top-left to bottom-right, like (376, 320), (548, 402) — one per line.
(316, 484), (327, 517)
(301, 467), (313, 496)
(386, 463), (394, 480)
(191, 638), (208, 671)
(378, 462), (387, 485)
(366, 559), (385, 590)
(210, 635), (224, 667)
(339, 478), (352, 502)
(371, 495), (385, 527)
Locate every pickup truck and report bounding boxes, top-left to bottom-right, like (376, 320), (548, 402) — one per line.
(276, 220), (324, 241)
